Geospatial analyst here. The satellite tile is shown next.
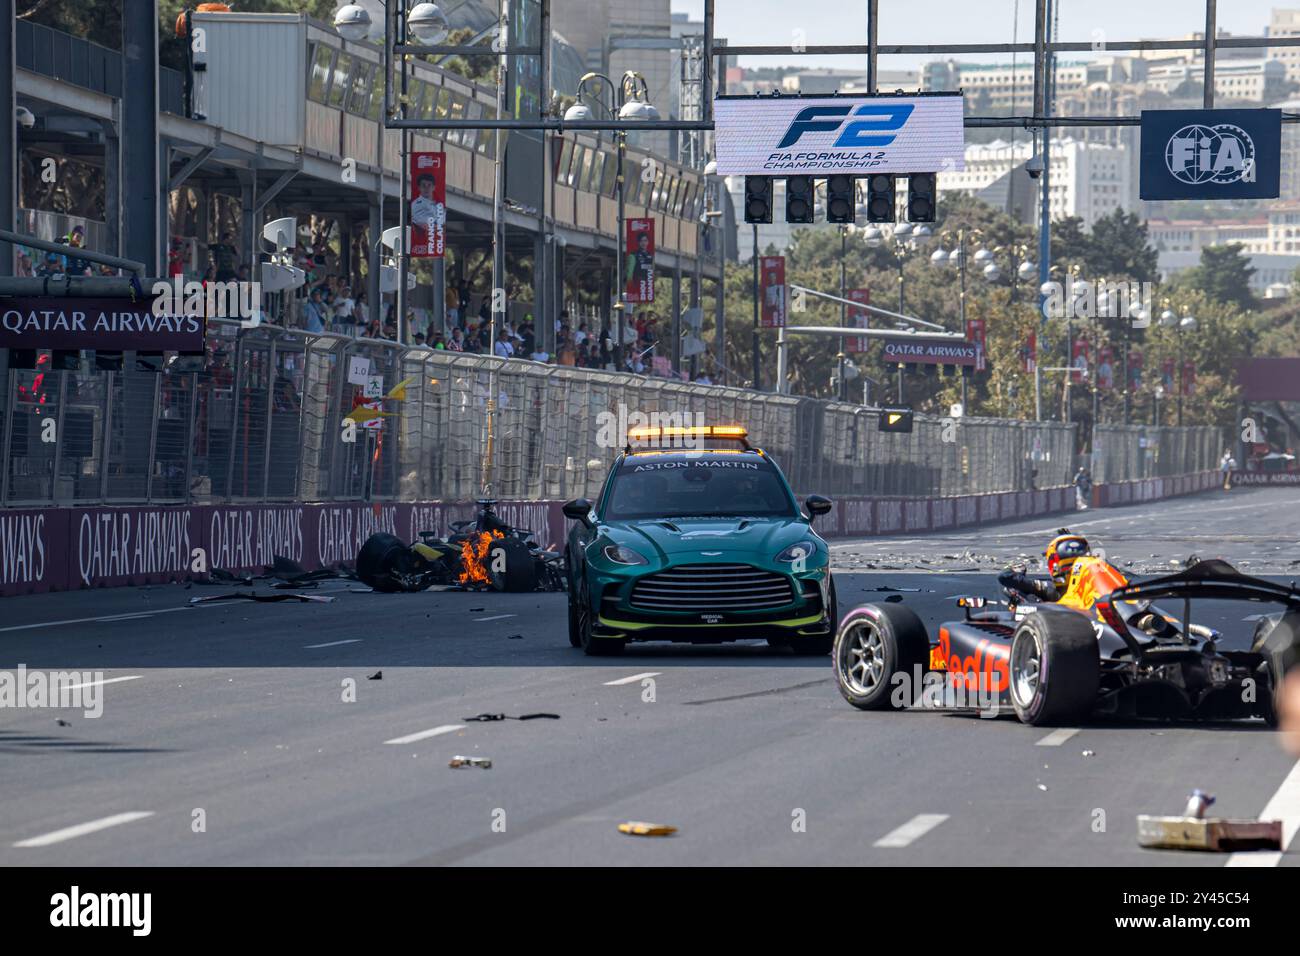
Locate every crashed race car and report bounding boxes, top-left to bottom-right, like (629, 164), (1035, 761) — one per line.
(355, 499), (564, 593)
(833, 553), (1300, 726)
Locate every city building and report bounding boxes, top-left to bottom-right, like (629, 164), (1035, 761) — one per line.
(937, 138), (1133, 227)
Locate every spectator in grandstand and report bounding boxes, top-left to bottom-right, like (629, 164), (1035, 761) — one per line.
(209, 231), (240, 282)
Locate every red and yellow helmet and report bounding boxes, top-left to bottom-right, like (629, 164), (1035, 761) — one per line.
(1046, 532), (1089, 577)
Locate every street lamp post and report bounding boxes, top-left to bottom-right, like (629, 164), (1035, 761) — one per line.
(1159, 308), (1198, 426)
(565, 71), (656, 372)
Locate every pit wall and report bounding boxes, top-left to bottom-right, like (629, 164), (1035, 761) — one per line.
(0, 472), (1221, 597)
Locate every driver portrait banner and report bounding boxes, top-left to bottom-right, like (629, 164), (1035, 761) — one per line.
(965, 318), (986, 371)
(714, 93), (965, 176)
(409, 151), (446, 258)
(759, 256), (786, 329)
(625, 217), (655, 304)
(847, 288), (870, 353)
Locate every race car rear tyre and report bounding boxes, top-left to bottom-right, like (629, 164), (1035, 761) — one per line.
(356, 532), (417, 592)
(488, 536), (535, 592)
(1255, 611), (1300, 728)
(1009, 609), (1099, 726)
(833, 602), (929, 710)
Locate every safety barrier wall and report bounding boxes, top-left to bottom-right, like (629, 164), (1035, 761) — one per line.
(0, 471), (1221, 597)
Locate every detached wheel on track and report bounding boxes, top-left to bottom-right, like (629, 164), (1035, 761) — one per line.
(1009, 609), (1099, 726)
(833, 602), (929, 710)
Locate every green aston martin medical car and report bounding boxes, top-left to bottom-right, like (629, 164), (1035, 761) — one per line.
(562, 425), (836, 656)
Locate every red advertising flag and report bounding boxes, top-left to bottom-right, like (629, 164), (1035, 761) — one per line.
(1128, 347), (1143, 391)
(625, 218), (655, 303)
(965, 318), (987, 371)
(1071, 338), (1091, 384)
(1023, 332), (1037, 373)
(847, 288), (870, 353)
(409, 151), (446, 258)
(1096, 346), (1115, 390)
(759, 256), (786, 328)
(1182, 359), (1196, 396)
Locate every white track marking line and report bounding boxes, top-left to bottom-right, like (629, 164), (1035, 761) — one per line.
(1225, 758), (1300, 868)
(0, 606), (199, 633)
(1035, 728), (1080, 747)
(384, 724), (465, 746)
(60, 675), (142, 692)
(303, 639), (362, 649)
(14, 811), (155, 848)
(874, 813), (949, 848)
(473, 614), (516, 622)
(603, 671), (662, 686)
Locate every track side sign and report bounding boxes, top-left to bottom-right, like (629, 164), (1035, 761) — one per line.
(714, 94), (965, 176)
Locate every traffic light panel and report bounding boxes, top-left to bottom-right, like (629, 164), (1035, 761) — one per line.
(744, 176), (773, 223)
(785, 175), (814, 223)
(826, 174), (855, 223)
(866, 173), (895, 223)
(879, 407), (914, 433)
(907, 172), (937, 222)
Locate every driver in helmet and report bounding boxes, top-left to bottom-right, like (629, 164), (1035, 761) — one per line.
(997, 530), (1090, 602)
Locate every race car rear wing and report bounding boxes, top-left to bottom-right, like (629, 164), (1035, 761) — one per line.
(1108, 558), (1300, 609)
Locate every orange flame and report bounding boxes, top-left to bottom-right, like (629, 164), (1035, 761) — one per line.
(459, 530), (505, 587)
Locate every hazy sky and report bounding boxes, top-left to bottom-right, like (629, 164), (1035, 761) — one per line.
(670, 0), (1290, 70)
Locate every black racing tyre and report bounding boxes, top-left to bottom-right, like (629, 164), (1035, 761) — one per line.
(1255, 612), (1300, 728)
(577, 576), (625, 656)
(1009, 609), (1100, 726)
(488, 536), (536, 592)
(355, 532), (417, 592)
(833, 601), (930, 710)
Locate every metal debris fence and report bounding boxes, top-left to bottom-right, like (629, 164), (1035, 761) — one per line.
(1, 322), (1222, 507)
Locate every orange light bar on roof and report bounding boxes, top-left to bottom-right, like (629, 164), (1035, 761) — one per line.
(626, 424), (748, 441)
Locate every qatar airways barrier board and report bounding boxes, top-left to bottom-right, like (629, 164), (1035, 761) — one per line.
(713, 93), (965, 176)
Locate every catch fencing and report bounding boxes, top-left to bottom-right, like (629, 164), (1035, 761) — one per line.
(1, 322), (1220, 508)
(1092, 423), (1226, 485)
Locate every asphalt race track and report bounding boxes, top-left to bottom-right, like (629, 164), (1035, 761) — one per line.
(1, 486), (1298, 866)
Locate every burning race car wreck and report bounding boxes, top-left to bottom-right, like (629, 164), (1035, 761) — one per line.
(354, 499), (565, 594)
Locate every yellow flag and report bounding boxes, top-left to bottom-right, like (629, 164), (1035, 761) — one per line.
(385, 376), (415, 402)
(345, 405), (393, 424)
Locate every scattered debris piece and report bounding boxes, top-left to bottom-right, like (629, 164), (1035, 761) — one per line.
(462, 712), (560, 722)
(1081, 750), (1095, 757)
(1037, 784), (1049, 791)
(187, 591), (335, 605)
(368, 671), (383, 681)
(449, 756), (493, 769)
(1138, 789), (1281, 852)
(56, 719), (71, 727)
(884, 594), (904, 603)
(507, 633), (524, 640)
(469, 607), (486, 612)
(618, 821), (677, 837)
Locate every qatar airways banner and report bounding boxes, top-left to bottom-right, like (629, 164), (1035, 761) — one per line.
(0, 297), (205, 351)
(0, 500), (573, 597)
(881, 336), (979, 367)
(714, 93), (965, 176)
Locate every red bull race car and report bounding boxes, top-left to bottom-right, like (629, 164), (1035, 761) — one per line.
(833, 554), (1300, 727)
